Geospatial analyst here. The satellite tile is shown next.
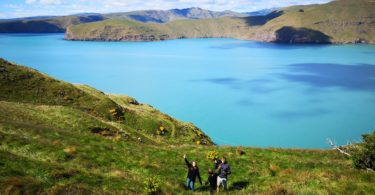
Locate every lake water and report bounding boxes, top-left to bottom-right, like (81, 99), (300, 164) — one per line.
(1, 33), (375, 148)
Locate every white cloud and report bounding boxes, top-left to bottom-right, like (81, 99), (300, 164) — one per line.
(92, 0), (332, 12)
(40, 0), (62, 5)
(25, 0), (62, 5)
(2, 0), (332, 19)
(25, 0), (37, 4)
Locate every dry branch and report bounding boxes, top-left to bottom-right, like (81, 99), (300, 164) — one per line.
(326, 138), (351, 157)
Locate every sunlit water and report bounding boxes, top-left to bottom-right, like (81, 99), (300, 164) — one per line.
(1, 33), (375, 148)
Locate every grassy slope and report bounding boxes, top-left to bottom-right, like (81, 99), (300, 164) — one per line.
(0, 58), (212, 146)
(1, 59), (375, 194)
(65, 17), (259, 41)
(66, 0), (375, 43)
(253, 0), (375, 43)
(65, 19), (170, 41)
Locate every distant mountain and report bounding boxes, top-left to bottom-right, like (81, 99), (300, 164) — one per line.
(65, 0), (375, 44)
(0, 7), (246, 33)
(244, 8), (280, 16)
(0, 14), (105, 33)
(104, 7), (246, 23)
(0, 16), (58, 21)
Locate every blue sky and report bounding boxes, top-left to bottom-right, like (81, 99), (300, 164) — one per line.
(0, 0), (332, 19)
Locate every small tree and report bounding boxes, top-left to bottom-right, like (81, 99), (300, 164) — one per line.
(352, 131), (375, 170)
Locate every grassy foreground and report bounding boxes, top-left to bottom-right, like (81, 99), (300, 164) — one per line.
(1, 58), (375, 194)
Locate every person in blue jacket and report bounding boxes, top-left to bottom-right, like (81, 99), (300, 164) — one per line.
(216, 156), (231, 192)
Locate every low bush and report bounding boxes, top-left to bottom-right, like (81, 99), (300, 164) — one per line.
(269, 164), (280, 177)
(143, 176), (161, 195)
(0, 176), (43, 195)
(352, 131), (375, 170)
(206, 150), (219, 160)
(236, 147), (245, 155)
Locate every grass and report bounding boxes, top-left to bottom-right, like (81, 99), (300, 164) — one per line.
(0, 58), (212, 146)
(1, 58), (375, 194)
(65, 0), (375, 44)
(1, 114), (375, 194)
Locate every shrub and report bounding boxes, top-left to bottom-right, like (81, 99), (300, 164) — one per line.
(269, 164), (280, 177)
(352, 131), (375, 170)
(48, 183), (92, 194)
(156, 126), (167, 135)
(207, 151), (219, 160)
(0, 176), (43, 195)
(63, 146), (76, 155)
(108, 107), (124, 121)
(127, 97), (139, 105)
(236, 147), (245, 155)
(143, 176), (161, 194)
(269, 184), (291, 195)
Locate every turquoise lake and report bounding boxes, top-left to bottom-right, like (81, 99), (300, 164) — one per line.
(1, 33), (375, 148)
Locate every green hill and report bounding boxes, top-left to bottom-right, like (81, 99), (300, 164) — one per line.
(1, 58), (375, 194)
(0, 14), (105, 33)
(0, 58), (212, 145)
(65, 0), (375, 43)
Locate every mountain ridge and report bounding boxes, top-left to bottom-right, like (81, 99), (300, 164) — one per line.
(65, 0), (375, 44)
(0, 7), (248, 33)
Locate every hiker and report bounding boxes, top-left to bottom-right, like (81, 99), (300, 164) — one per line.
(183, 154), (202, 192)
(217, 156), (231, 192)
(214, 157), (222, 169)
(205, 168), (217, 195)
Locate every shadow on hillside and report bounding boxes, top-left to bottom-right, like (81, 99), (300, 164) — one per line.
(77, 15), (106, 23)
(229, 181), (250, 191)
(244, 11), (284, 26)
(128, 15), (164, 23)
(274, 26), (331, 43)
(0, 21), (64, 33)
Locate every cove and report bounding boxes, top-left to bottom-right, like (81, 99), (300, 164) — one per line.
(1, 33), (375, 148)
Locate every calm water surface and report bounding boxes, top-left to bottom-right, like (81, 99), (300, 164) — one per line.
(1, 34), (375, 148)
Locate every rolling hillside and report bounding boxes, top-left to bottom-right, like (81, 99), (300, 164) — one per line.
(65, 0), (375, 43)
(1, 59), (375, 194)
(0, 14), (105, 33)
(0, 58), (212, 146)
(0, 8), (245, 33)
(105, 7), (246, 23)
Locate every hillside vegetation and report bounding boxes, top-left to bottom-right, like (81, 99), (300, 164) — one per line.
(66, 0), (375, 43)
(1, 58), (375, 194)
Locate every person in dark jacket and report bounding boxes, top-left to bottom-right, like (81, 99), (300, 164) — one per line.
(184, 154), (202, 191)
(214, 158), (222, 170)
(216, 156), (231, 192)
(205, 168), (217, 195)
